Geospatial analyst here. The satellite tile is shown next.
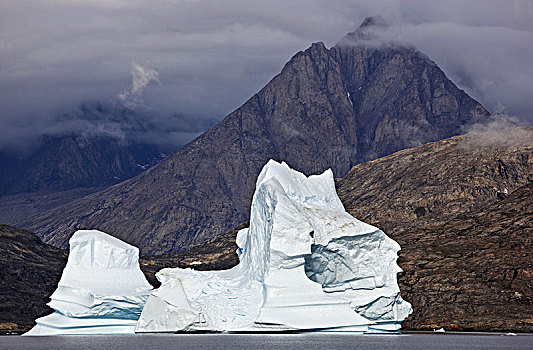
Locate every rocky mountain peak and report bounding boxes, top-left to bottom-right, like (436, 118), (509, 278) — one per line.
(21, 23), (492, 255)
(360, 16), (386, 29)
(339, 16), (387, 44)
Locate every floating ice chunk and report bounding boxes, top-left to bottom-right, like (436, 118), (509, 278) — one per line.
(24, 230), (152, 336)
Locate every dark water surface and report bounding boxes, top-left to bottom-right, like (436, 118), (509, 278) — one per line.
(1, 333), (532, 350)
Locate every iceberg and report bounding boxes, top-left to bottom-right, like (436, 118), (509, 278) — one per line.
(24, 230), (153, 335)
(26, 160), (411, 334)
(136, 160), (411, 333)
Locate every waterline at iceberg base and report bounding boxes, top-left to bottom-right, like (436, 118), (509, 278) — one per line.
(26, 160), (411, 335)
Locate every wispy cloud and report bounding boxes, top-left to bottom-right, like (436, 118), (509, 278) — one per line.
(118, 63), (161, 110)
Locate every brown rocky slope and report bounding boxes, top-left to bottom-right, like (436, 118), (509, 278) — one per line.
(336, 127), (533, 227)
(396, 178), (533, 332)
(335, 127), (533, 331)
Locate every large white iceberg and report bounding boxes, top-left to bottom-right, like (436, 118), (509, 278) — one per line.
(24, 230), (153, 335)
(136, 160), (411, 333)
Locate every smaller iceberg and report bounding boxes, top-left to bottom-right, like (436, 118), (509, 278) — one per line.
(24, 230), (153, 335)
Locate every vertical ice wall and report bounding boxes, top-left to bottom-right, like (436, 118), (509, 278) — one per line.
(24, 230), (153, 335)
(136, 160), (411, 332)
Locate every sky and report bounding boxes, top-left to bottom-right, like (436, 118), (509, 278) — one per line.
(1, 0), (532, 152)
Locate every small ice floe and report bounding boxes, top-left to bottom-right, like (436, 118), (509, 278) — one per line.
(434, 328), (445, 333)
(506, 333), (517, 336)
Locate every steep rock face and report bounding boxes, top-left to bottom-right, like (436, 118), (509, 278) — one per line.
(20, 20), (490, 254)
(333, 43), (489, 163)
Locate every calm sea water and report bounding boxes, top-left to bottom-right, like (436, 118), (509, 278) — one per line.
(1, 333), (532, 350)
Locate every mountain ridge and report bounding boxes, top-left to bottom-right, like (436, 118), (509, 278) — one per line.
(0, 134), (164, 198)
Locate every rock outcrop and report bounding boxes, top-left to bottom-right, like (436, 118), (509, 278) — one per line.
(336, 127), (533, 227)
(336, 127), (533, 332)
(396, 179), (533, 332)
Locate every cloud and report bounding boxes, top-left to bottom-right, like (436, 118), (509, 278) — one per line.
(461, 123), (533, 150)
(0, 0), (532, 152)
(118, 63), (161, 110)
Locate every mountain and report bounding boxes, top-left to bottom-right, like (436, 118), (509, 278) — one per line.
(0, 134), (166, 225)
(0, 101), (190, 224)
(19, 18), (491, 254)
(0, 101), (221, 225)
(0, 135), (164, 197)
(336, 127), (533, 228)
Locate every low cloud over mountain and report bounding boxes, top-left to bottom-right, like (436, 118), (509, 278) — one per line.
(1, 0), (532, 151)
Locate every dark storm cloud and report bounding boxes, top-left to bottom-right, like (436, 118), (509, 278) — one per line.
(1, 0), (532, 151)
